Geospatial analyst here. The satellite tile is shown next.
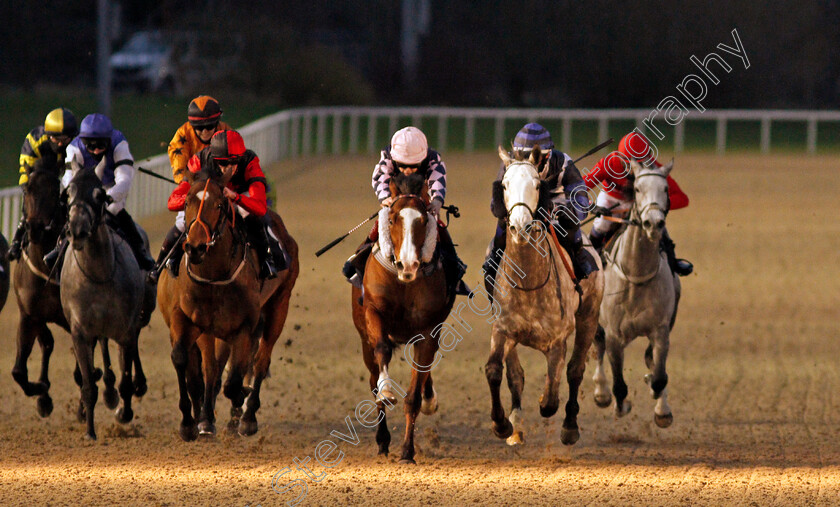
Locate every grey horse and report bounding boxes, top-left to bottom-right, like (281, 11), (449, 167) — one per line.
(60, 164), (155, 439)
(485, 146), (604, 446)
(592, 159), (681, 428)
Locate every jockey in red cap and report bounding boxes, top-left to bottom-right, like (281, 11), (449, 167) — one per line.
(584, 131), (693, 276)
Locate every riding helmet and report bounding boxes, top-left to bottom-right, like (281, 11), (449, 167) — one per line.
(210, 130), (246, 160)
(513, 123), (553, 152)
(188, 96), (223, 128)
(618, 131), (652, 160)
(44, 108), (79, 137)
(390, 126), (428, 165)
(78, 113), (114, 140)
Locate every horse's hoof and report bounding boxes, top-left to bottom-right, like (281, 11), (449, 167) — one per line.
(36, 395), (53, 418)
(539, 402), (559, 418)
(198, 421), (216, 437)
(84, 432), (97, 441)
(506, 430), (524, 446)
(420, 396), (438, 415)
(378, 448), (389, 457)
(560, 426), (580, 445)
(615, 399), (632, 418)
(644, 373), (653, 385)
(654, 412), (673, 428)
(116, 406), (134, 424)
(238, 419), (258, 437)
(594, 392), (612, 408)
(398, 458), (416, 465)
(103, 387), (120, 410)
(179, 423), (198, 442)
(376, 389), (398, 406)
(134, 381), (147, 398)
(492, 419), (514, 439)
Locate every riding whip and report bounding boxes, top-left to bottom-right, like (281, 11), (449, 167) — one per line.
(572, 138), (614, 164)
(137, 166), (176, 184)
(315, 211), (379, 257)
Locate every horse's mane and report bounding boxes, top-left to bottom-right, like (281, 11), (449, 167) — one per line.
(391, 171), (426, 196)
(27, 144), (62, 178)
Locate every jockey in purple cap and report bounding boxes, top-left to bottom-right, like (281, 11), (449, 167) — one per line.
(483, 123), (599, 297)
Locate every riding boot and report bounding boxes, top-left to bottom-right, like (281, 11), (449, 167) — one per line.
(247, 217), (277, 280)
(571, 232), (598, 280)
(113, 210), (155, 271)
(481, 222), (507, 296)
(438, 225), (470, 296)
(7, 214), (26, 261)
(661, 228), (693, 276)
(43, 236), (66, 271)
(166, 238), (185, 277)
(147, 225), (182, 283)
(343, 238), (374, 288)
(262, 215), (288, 273)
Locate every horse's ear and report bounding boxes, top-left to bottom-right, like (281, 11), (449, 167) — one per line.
(498, 145), (512, 166)
(629, 159), (643, 177)
(94, 155), (107, 176)
(529, 145), (542, 166)
(661, 158), (674, 177)
(92, 187), (112, 204)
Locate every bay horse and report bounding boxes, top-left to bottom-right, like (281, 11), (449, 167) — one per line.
(351, 178), (453, 464)
(592, 159), (681, 428)
(0, 232), (7, 315)
(157, 173), (299, 440)
(60, 163), (155, 439)
(485, 146), (604, 446)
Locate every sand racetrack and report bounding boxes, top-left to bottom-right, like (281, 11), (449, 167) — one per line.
(0, 152), (838, 506)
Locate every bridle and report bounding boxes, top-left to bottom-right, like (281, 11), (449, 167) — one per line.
(628, 170), (670, 225)
(67, 184), (116, 284)
(186, 178), (233, 249)
(503, 161), (544, 222)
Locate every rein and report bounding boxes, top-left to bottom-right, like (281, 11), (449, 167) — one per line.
(21, 249), (59, 286)
(186, 244), (250, 285)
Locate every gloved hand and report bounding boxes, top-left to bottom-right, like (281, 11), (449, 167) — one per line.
(592, 206), (612, 217)
(429, 197), (443, 217)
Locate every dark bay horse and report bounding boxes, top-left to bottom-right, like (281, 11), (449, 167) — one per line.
(157, 174), (299, 440)
(0, 232), (8, 315)
(351, 180), (453, 464)
(485, 146), (604, 446)
(60, 165), (155, 439)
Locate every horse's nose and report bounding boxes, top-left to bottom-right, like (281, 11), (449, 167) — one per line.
(407, 260), (420, 272)
(656, 220), (665, 229)
(509, 224), (516, 234)
(395, 260), (403, 270)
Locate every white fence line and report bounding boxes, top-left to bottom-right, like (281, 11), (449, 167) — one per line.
(2, 107), (838, 239)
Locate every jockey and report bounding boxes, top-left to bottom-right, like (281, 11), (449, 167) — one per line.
(45, 113), (155, 270)
(166, 129), (286, 280)
(342, 126), (470, 296)
(482, 123), (599, 295)
(584, 131), (693, 276)
(8, 108), (78, 261)
(149, 96), (231, 281)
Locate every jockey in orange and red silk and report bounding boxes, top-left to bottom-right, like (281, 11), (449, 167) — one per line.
(148, 96), (231, 281)
(584, 131), (693, 276)
(166, 129), (286, 280)
(341, 126), (470, 296)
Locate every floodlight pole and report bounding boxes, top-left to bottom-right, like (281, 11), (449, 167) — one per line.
(97, 0), (111, 117)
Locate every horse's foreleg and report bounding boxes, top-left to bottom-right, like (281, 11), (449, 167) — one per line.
(562, 316), (597, 445)
(607, 333), (631, 417)
(170, 311), (200, 441)
(99, 337), (119, 410)
(34, 324), (55, 416)
(504, 347), (525, 445)
(362, 339), (390, 456)
(115, 337), (137, 424)
(592, 325), (612, 408)
(399, 342), (436, 464)
(197, 333), (219, 436)
(185, 344), (204, 424)
(132, 343), (147, 397)
(223, 332), (251, 432)
(485, 330), (512, 439)
(646, 326), (673, 428)
(540, 343), (564, 419)
(71, 333), (98, 440)
(12, 316), (44, 397)
(366, 308), (396, 404)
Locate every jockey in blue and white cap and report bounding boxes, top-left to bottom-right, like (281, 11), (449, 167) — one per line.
(483, 123), (598, 297)
(49, 113), (155, 271)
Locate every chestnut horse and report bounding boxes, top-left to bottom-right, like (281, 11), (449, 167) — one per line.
(351, 180), (453, 464)
(157, 174), (299, 440)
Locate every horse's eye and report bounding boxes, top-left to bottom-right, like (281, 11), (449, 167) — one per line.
(389, 219), (393, 225)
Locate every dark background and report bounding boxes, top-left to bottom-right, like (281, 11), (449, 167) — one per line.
(1, 0), (838, 108)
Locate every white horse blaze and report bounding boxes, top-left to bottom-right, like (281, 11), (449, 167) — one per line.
(502, 163), (540, 239)
(397, 208), (423, 278)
